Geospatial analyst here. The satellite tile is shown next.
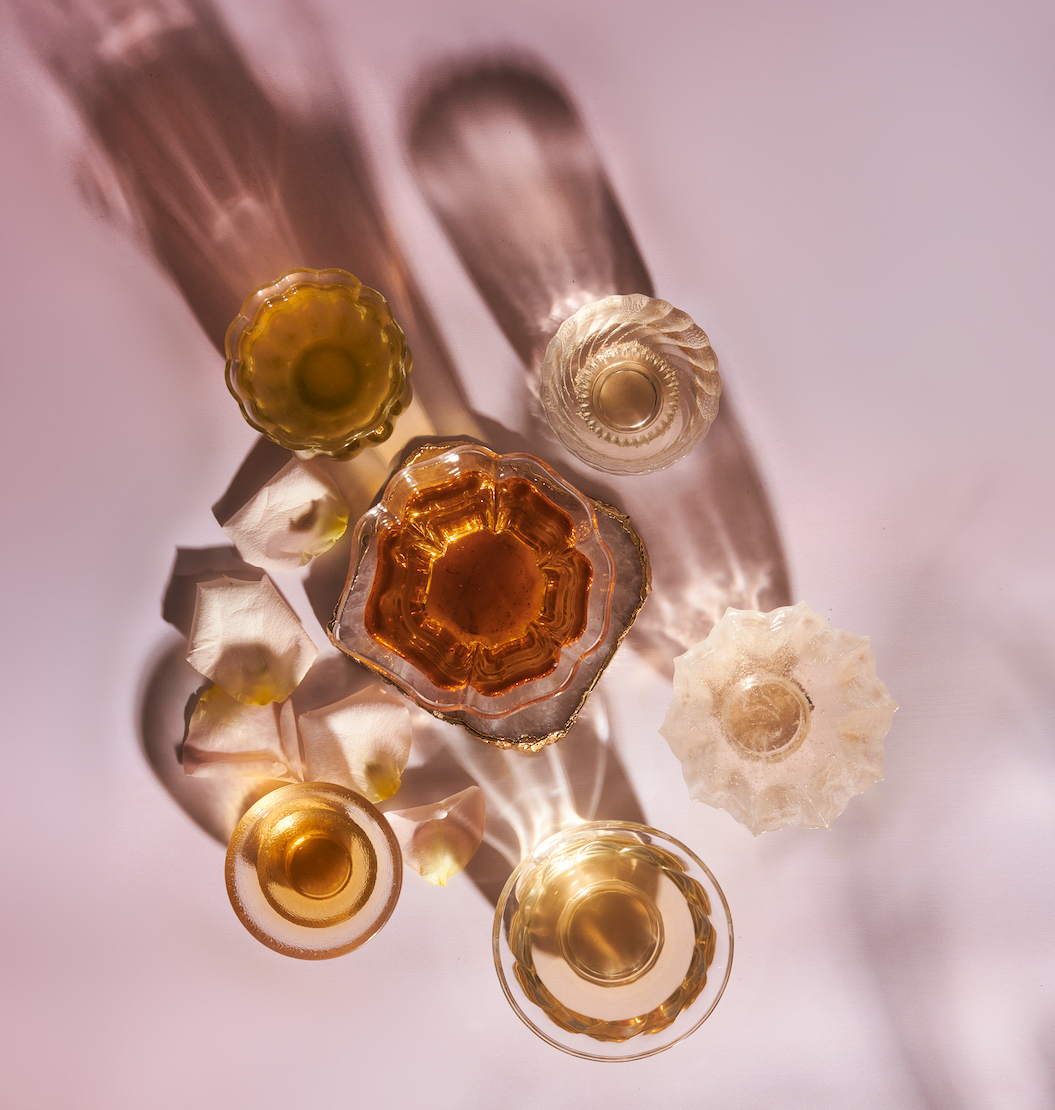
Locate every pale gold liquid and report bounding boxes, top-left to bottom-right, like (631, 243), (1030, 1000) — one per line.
(507, 839), (715, 1042)
(591, 361), (660, 432)
(578, 342), (678, 446)
(255, 801), (377, 929)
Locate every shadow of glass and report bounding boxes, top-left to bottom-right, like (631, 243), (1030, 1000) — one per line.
(392, 690), (646, 907)
(137, 632), (288, 845)
(408, 58), (792, 675)
(22, 3), (655, 896)
(17, 0), (474, 435)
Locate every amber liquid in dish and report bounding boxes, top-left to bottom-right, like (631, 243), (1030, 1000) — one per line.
(365, 471), (592, 696)
(507, 839), (715, 1042)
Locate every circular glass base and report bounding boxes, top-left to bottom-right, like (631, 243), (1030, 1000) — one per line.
(493, 822), (732, 1060)
(226, 782), (402, 959)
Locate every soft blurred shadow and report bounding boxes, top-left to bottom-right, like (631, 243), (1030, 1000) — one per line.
(16, 0), (476, 435)
(137, 632), (288, 845)
(408, 59), (792, 674)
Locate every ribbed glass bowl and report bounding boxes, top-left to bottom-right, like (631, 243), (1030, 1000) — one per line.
(225, 268), (411, 458)
(330, 441), (649, 750)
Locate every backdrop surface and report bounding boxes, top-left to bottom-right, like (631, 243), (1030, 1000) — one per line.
(1, 1), (1052, 1107)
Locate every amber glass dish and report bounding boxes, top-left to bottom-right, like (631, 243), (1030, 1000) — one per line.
(225, 269), (411, 457)
(331, 442), (650, 750)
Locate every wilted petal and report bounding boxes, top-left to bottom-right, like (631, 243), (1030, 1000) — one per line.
(221, 459), (349, 574)
(183, 686), (302, 780)
(386, 786), (486, 886)
(187, 575), (319, 704)
(297, 684), (411, 803)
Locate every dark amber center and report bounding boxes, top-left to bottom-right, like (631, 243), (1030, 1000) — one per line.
(425, 529), (545, 648)
(559, 882), (663, 985)
(294, 342), (362, 411)
(285, 833), (353, 899)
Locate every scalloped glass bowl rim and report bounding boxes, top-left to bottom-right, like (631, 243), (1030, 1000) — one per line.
(331, 442), (618, 721)
(224, 267), (410, 456)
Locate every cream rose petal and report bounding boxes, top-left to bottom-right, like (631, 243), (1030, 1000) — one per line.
(182, 686), (302, 780)
(221, 459), (349, 574)
(386, 786), (486, 886)
(186, 575), (319, 705)
(297, 684), (412, 803)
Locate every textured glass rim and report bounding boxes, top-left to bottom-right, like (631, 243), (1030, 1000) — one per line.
(225, 782), (403, 960)
(329, 441), (626, 739)
(492, 820), (734, 1061)
(224, 267), (410, 455)
(540, 294), (721, 475)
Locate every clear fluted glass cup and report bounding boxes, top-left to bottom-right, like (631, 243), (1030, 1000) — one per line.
(540, 294), (721, 474)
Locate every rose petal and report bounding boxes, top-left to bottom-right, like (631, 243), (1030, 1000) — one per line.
(182, 686), (302, 780)
(186, 574), (319, 704)
(386, 786), (486, 886)
(297, 684), (412, 803)
(221, 459), (349, 574)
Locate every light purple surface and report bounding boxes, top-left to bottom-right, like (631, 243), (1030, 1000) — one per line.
(1, 0), (1053, 1107)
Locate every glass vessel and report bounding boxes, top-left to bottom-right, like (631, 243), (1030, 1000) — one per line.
(22, 0), (481, 447)
(330, 441), (650, 749)
(226, 782), (402, 959)
(661, 603), (898, 833)
(226, 268), (411, 458)
(409, 63), (790, 666)
(494, 821), (733, 1060)
(540, 294), (720, 474)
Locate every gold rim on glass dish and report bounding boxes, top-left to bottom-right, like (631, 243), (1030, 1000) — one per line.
(225, 269), (412, 459)
(329, 440), (650, 750)
(493, 821), (733, 1060)
(225, 782), (402, 959)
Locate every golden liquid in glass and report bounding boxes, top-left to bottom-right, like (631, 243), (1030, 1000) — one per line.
(365, 471), (592, 695)
(578, 341), (679, 447)
(507, 838), (715, 1042)
(236, 282), (406, 449)
(255, 799), (378, 929)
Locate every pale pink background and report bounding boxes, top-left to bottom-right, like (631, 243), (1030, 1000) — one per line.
(1, 1), (1053, 1107)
